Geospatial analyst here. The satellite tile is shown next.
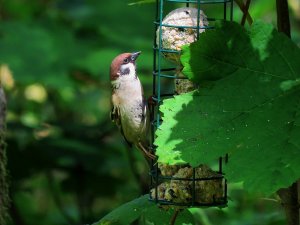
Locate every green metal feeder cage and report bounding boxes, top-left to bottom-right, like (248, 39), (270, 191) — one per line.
(149, 0), (233, 208)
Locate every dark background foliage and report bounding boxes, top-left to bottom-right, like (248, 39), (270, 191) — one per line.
(0, 0), (299, 224)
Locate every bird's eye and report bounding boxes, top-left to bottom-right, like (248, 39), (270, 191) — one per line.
(123, 58), (129, 64)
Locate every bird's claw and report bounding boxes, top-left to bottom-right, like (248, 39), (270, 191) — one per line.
(147, 95), (157, 107)
(138, 142), (157, 160)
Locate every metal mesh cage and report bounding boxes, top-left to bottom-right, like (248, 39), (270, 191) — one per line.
(149, 0), (233, 208)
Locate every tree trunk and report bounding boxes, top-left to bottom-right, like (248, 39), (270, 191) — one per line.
(0, 87), (9, 225)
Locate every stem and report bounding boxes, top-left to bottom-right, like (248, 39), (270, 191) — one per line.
(74, 164), (86, 224)
(126, 148), (149, 194)
(234, 0), (253, 25)
(276, 0), (291, 38)
(46, 171), (77, 225)
(241, 0), (252, 26)
(170, 209), (180, 225)
(195, 209), (213, 225)
(277, 182), (299, 225)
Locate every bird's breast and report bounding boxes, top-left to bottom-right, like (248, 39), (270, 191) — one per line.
(120, 99), (148, 143)
(111, 76), (148, 144)
(120, 99), (145, 126)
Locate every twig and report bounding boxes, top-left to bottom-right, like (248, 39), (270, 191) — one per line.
(259, 198), (280, 203)
(234, 0), (253, 25)
(170, 209), (180, 225)
(241, 0), (252, 26)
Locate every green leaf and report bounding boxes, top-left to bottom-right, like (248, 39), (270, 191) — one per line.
(155, 21), (300, 195)
(92, 195), (153, 225)
(92, 195), (194, 225)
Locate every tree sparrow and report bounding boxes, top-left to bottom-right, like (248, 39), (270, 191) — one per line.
(110, 51), (156, 160)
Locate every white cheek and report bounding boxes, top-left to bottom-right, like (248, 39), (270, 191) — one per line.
(120, 63), (136, 78)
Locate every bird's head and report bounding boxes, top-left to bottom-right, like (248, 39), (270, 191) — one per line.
(110, 51), (141, 81)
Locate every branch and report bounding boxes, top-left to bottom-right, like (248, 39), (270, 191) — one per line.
(234, 0), (253, 25)
(241, 0), (252, 26)
(276, 0), (291, 37)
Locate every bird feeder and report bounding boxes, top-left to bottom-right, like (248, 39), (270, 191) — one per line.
(149, 0), (233, 208)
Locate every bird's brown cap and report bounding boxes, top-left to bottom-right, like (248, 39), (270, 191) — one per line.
(110, 52), (141, 81)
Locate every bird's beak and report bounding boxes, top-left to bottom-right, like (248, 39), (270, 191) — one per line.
(131, 51), (141, 61)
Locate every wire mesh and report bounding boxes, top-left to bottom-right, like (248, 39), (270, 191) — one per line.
(149, 0), (233, 207)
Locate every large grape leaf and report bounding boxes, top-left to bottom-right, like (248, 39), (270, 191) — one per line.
(92, 195), (194, 225)
(155, 21), (300, 195)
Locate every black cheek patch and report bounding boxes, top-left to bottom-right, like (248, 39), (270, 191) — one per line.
(120, 67), (130, 76)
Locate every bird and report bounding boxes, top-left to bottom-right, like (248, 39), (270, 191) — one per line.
(109, 51), (156, 160)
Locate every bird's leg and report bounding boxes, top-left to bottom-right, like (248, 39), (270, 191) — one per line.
(147, 95), (157, 121)
(147, 95), (157, 107)
(137, 142), (156, 160)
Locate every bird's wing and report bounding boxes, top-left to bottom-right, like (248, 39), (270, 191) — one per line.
(110, 105), (133, 148)
(143, 97), (151, 131)
(110, 105), (120, 125)
(141, 98), (147, 122)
